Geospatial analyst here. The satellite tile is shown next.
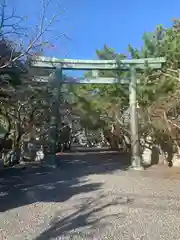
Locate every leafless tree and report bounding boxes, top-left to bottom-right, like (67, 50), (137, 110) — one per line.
(0, 0), (66, 68)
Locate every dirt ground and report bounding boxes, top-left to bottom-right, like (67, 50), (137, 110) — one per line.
(140, 164), (180, 179)
(1, 150), (180, 239)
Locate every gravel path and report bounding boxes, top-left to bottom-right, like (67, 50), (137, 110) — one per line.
(1, 152), (180, 239)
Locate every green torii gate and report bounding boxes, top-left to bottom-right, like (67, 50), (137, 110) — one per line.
(31, 57), (165, 170)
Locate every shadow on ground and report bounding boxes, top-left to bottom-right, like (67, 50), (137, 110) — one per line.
(0, 150), (130, 213)
(35, 197), (129, 240)
(0, 150), (131, 238)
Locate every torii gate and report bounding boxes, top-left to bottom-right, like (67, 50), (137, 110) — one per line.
(31, 57), (165, 170)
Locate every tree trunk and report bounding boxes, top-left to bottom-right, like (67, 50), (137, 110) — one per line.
(141, 136), (162, 166)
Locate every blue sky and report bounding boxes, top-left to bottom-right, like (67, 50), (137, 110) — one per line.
(15, 0), (180, 61)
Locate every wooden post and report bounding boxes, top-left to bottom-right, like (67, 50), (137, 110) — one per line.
(129, 66), (143, 170)
(46, 68), (62, 168)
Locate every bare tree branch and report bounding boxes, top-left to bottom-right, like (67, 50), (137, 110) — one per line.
(0, 0), (65, 69)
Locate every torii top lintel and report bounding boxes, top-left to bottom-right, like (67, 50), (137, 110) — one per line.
(31, 56), (166, 70)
